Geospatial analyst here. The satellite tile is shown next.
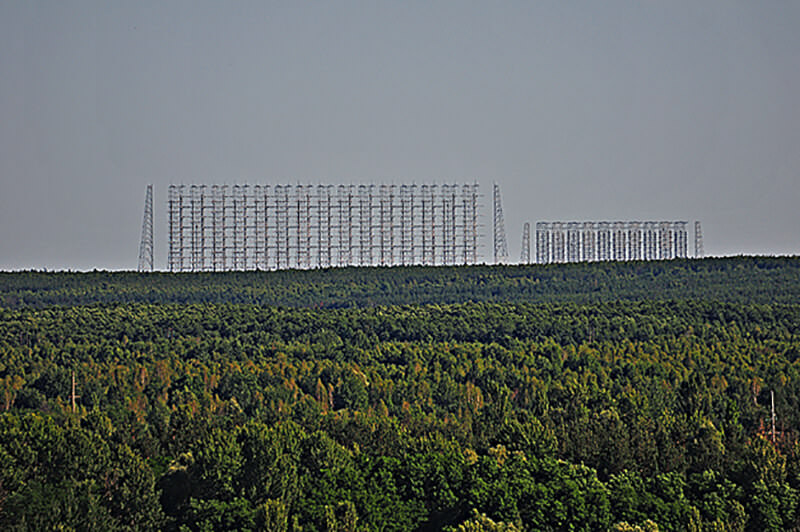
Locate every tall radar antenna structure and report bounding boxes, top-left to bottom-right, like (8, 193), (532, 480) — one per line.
(166, 182), (480, 271)
(521, 222), (531, 264)
(493, 183), (509, 264)
(694, 221), (704, 258)
(138, 184), (154, 272)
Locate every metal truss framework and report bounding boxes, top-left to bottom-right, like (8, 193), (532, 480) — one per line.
(168, 183), (480, 272)
(137, 184), (154, 272)
(535, 221), (691, 264)
(520, 222), (531, 265)
(493, 183), (509, 264)
(694, 221), (704, 258)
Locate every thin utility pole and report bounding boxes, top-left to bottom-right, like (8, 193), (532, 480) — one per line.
(71, 371), (80, 413)
(771, 390), (776, 443)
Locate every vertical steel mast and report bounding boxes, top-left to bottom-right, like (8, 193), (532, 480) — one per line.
(137, 184), (154, 272)
(493, 183), (509, 264)
(520, 222), (530, 264)
(694, 221), (704, 258)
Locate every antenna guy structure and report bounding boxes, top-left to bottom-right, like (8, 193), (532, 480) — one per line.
(137, 184), (154, 272)
(493, 183), (509, 264)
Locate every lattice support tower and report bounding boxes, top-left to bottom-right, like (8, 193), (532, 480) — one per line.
(694, 221), (704, 258)
(493, 183), (509, 264)
(520, 222), (531, 264)
(137, 184), (154, 272)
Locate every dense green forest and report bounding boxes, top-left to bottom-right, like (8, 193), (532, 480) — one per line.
(1, 259), (800, 530)
(2, 256), (800, 308)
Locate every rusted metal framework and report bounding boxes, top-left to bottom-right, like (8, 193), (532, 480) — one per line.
(168, 183), (480, 272)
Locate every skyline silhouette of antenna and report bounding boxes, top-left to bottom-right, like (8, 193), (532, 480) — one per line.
(166, 183), (480, 271)
(771, 390), (776, 443)
(521, 222), (530, 264)
(138, 184), (154, 272)
(493, 183), (508, 264)
(694, 221), (704, 258)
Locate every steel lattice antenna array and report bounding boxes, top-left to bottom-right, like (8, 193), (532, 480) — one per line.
(521, 222), (531, 264)
(166, 183), (480, 272)
(534, 221), (692, 264)
(137, 184), (154, 272)
(493, 183), (509, 264)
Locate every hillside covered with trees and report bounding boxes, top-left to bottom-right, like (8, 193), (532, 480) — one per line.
(2, 256), (799, 308)
(1, 258), (800, 530)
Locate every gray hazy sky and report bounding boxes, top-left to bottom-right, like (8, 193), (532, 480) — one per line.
(1, 2), (798, 270)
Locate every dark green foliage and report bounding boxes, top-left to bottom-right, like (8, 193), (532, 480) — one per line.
(2, 256), (800, 308)
(1, 261), (800, 530)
